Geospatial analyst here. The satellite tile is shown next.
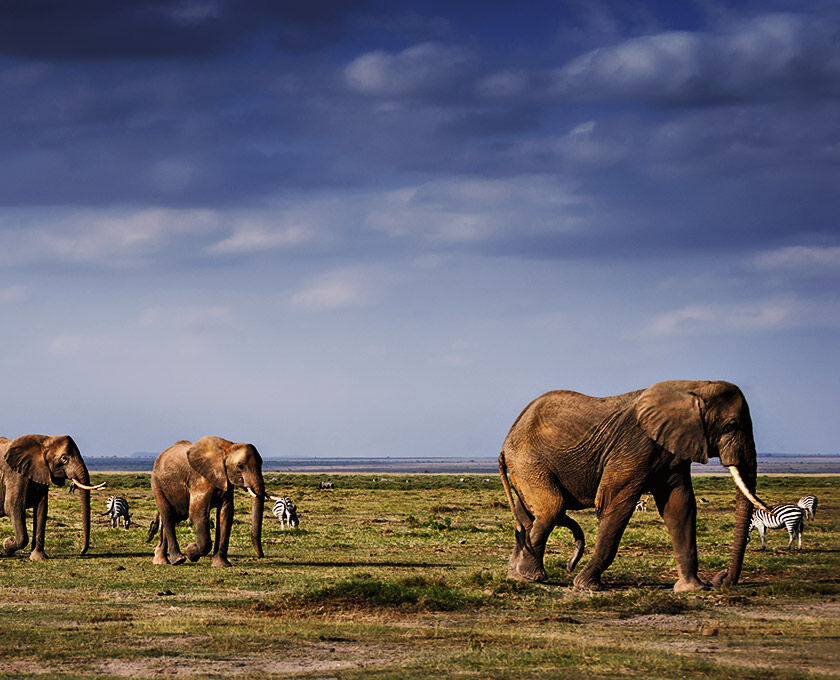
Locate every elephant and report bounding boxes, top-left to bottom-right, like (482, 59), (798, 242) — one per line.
(147, 436), (281, 567)
(0, 434), (105, 559)
(498, 380), (771, 592)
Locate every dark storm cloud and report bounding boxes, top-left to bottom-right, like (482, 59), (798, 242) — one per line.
(0, 0), (370, 59)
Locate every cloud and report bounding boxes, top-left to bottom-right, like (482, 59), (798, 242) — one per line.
(477, 13), (840, 107)
(207, 223), (316, 255)
(0, 1), (369, 59)
(290, 267), (389, 311)
(2, 208), (218, 265)
(344, 42), (475, 98)
(753, 245), (840, 272)
(137, 304), (234, 330)
(0, 285), (26, 304)
(642, 296), (840, 337)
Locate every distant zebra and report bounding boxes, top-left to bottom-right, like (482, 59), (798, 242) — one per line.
(102, 496), (132, 529)
(797, 495), (818, 520)
(318, 481), (334, 490)
(272, 497), (300, 529)
(749, 504), (805, 550)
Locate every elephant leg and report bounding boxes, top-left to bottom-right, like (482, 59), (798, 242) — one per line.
(156, 493), (186, 565)
(557, 515), (585, 572)
(651, 470), (706, 592)
(185, 498), (213, 562)
(29, 493), (48, 561)
(3, 499), (29, 556)
(573, 486), (640, 591)
(212, 496), (233, 568)
(153, 531), (170, 565)
(507, 476), (565, 583)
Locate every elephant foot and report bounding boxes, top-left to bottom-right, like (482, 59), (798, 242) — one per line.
(507, 560), (547, 582)
(211, 555), (232, 568)
(572, 572), (602, 591)
(711, 569), (733, 588)
(169, 552), (187, 565)
(673, 577), (708, 593)
(29, 549), (48, 561)
(152, 553), (170, 565)
(185, 543), (204, 562)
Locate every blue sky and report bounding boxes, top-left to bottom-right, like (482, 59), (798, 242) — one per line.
(0, 1), (838, 458)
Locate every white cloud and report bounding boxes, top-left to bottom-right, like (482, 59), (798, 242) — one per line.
(4, 208), (219, 265)
(753, 245), (840, 272)
(496, 13), (840, 105)
(0, 285), (27, 304)
(641, 297), (840, 337)
(290, 267), (389, 311)
(206, 223), (315, 255)
(345, 43), (473, 97)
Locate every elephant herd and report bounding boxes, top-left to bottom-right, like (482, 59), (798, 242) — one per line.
(2, 380), (777, 591)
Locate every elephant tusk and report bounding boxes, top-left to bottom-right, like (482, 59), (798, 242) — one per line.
(727, 466), (770, 512)
(245, 487), (259, 499)
(70, 479), (106, 491)
(267, 494), (284, 502)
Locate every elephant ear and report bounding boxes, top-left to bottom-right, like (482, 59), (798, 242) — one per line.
(4, 434), (51, 485)
(186, 437), (230, 489)
(634, 383), (709, 463)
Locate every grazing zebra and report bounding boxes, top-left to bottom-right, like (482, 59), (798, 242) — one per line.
(749, 504), (805, 550)
(318, 481), (334, 490)
(272, 497), (300, 529)
(797, 495), (818, 520)
(102, 496), (132, 529)
(635, 497), (648, 512)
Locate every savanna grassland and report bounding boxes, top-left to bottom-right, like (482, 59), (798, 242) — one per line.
(0, 474), (838, 679)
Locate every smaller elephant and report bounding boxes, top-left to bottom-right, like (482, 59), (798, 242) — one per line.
(148, 436), (282, 567)
(1, 434), (105, 559)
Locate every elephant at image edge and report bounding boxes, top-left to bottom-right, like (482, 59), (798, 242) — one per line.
(499, 380), (770, 591)
(0, 434), (104, 559)
(148, 436), (268, 567)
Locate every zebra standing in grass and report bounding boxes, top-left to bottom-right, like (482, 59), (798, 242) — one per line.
(748, 504), (805, 550)
(102, 496), (132, 529)
(272, 497), (300, 529)
(797, 495), (818, 520)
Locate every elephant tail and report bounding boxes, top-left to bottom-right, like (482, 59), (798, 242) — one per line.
(498, 450), (523, 532)
(146, 513), (160, 543)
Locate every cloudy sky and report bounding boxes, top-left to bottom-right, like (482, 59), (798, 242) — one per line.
(1, 1), (838, 458)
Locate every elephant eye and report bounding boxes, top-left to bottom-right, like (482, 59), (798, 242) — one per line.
(721, 421), (738, 434)
(237, 462), (245, 470)
(60, 456), (68, 465)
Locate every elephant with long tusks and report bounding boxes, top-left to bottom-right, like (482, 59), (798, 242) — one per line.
(0, 434), (105, 559)
(499, 380), (771, 591)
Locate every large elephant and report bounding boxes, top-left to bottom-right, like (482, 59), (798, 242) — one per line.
(148, 436), (277, 567)
(499, 380), (770, 592)
(0, 434), (105, 559)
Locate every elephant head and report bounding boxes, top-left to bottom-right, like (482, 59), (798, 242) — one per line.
(634, 380), (769, 587)
(186, 436), (266, 558)
(3, 434), (104, 555)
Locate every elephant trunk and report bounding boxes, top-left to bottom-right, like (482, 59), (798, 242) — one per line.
(249, 478), (265, 559)
(713, 461), (757, 587)
(73, 463), (92, 556)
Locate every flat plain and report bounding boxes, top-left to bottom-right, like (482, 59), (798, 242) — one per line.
(0, 474), (837, 679)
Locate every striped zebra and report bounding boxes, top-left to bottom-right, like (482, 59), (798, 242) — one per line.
(797, 495), (818, 520)
(749, 504), (805, 550)
(272, 497), (300, 529)
(102, 496), (132, 529)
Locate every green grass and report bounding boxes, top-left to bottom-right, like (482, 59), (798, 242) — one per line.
(0, 474), (838, 679)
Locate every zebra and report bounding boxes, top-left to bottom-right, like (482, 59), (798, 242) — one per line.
(272, 497), (300, 529)
(797, 495), (818, 520)
(748, 504), (805, 550)
(102, 496), (132, 529)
